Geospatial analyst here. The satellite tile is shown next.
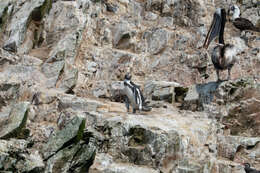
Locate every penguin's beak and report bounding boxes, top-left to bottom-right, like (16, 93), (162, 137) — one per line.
(203, 11), (222, 49)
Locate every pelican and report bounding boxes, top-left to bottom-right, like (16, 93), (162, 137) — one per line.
(203, 8), (239, 81)
(229, 5), (260, 32)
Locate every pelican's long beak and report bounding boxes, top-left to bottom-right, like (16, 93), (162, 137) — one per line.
(203, 9), (222, 49)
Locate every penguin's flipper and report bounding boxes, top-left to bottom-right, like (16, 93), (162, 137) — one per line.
(125, 96), (130, 112)
(133, 108), (136, 114)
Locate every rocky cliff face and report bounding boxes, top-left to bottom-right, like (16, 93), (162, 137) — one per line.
(0, 0), (259, 172)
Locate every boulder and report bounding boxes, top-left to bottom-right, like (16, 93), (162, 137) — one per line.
(58, 94), (105, 112)
(182, 82), (221, 111)
(143, 28), (169, 55)
(45, 140), (96, 173)
(41, 1), (87, 92)
(3, 0), (52, 53)
(0, 139), (44, 172)
(144, 80), (181, 103)
(0, 102), (30, 139)
(90, 153), (159, 173)
(217, 135), (260, 160)
(43, 114), (86, 159)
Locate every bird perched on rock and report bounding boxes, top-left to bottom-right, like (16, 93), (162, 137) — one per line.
(123, 74), (151, 113)
(229, 5), (260, 33)
(244, 163), (260, 173)
(203, 8), (239, 81)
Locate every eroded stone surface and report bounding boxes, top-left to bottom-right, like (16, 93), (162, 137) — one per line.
(0, 0), (260, 172)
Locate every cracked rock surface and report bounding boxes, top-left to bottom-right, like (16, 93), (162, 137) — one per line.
(0, 0), (259, 172)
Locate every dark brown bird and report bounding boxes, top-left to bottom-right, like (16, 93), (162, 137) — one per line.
(244, 163), (260, 173)
(229, 5), (260, 32)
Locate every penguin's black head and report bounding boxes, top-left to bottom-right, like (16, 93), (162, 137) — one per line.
(244, 163), (251, 169)
(124, 73), (132, 80)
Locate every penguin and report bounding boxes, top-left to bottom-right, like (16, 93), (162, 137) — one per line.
(123, 74), (151, 113)
(244, 163), (260, 173)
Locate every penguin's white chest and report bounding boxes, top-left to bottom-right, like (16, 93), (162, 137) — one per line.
(124, 82), (142, 110)
(124, 86), (138, 108)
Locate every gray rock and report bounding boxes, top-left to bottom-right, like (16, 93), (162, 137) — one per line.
(144, 80), (180, 103)
(76, 0), (91, 13)
(0, 48), (20, 65)
(217, 135), (260, 160)
(0, 139), (44, 172)
(3, 0), (52, 53)
(92, 80), (108, 98)
(41, 1), (87, 92)
(43, 114), (86, 159)
(90, 153), (159, 173)
(182, 82), (220, 111)
(111, 21), (135, 49)
(144, 12), (158, 21)
(110, 81), (125, 102)
(158, 17), (174, 28)
(144, 28), (169, 55)
(0, 1), (10, 18)
(69, 139), (96, 172)
(99, 115), (184, 170)
(0, 81), (21, 109)
(0, 102), (30, 139)
(145, 0), (163, 12)
(58, 94), (105, 112)
(58, 63), (78, 93)
(45, 140), (96, 173)
(15, 150), (45, 172)
(41, 33), (81, 91)
(177, 160), (202, 173)
(0, 0), (12, 32)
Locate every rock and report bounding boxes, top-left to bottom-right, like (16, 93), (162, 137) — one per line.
(92, 80), (108, 98)
(218, 79), (260, 137)
(144, 12), (158, 21)
(109, 81), (125, 102)
(0, 81), (21, 109)
(69, 138), (96, 172)
(158, 17), (174, 28)
(217, 135), (260, 160)
(105, 2), (118, 13)
(58, 94), (105, 112)
(144, 80), (181, 103)
(177, 160), (202, 173)
(15, 150), (45, 172)
(241, 7), (259, 25)
(3, 0), (52, 53)
(45, 139), (96, 173)
(111, 21), (135, 49)
(90, 153), (159, 173)
(145, 0), (163, 12)
(182, 82), (221, 111)
(43, 114), (86, 159)
(0, 48), (20, 66)
(1, 0), (260, 172)
(41, 1), (87, 92)
(76, 0), (91, 13)
(0, 1), (10, 19)
(58, 63), (78, 93)
(0, 102), (30, 139)
(86, 107), (220, 172)
(41, 33), (81, 91)
(143, 28), (169, 55)
(0, 139), (44, 172)
(0, 0), (12, 32)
